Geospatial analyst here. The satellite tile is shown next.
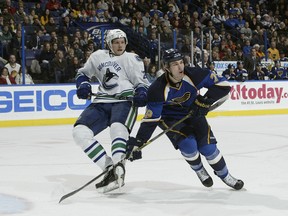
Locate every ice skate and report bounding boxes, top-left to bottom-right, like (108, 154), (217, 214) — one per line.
(95, 162), (125, 193)
(221, 173), (244, 190)
(195, 167), (213, 187)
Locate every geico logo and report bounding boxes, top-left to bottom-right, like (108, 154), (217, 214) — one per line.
(0, 90), (90, 113)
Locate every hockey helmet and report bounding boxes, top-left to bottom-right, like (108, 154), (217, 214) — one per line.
(162, 48), (184, 64)
(105, 29), (128, 51)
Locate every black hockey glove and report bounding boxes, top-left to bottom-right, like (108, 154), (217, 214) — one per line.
(126, 137), (144, 161)
(190, 95), (214, 117)
(76, 81), (92, 99)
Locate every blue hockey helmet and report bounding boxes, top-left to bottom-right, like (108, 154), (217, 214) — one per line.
(162, 48), (184, 64)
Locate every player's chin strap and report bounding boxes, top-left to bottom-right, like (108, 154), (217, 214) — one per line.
(129, 95), (229, 156)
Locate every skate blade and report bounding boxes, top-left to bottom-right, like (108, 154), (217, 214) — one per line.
(98, 182), (125, 194)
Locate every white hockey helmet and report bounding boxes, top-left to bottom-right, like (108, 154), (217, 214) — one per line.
(106, 29), (128, 51)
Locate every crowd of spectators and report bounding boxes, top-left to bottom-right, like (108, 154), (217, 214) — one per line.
(0, 0), (288, 85)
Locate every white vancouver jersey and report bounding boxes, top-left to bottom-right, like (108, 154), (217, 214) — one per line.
(77, 49), (150, 103)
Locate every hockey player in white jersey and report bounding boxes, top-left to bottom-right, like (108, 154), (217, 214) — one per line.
(72, 29), (150, 193)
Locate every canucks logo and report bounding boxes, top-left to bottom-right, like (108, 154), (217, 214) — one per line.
(102, 68), (119, 89)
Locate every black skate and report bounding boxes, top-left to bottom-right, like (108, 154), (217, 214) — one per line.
(221, 173), (244, 190)
(195, 167), (213, 187)
(95, 162), (125, 193)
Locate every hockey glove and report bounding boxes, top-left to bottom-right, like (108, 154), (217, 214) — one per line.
(190, 95), (214, 117)
(133, 87), (147, 107)
(76, 81), (92, 99)
(126, 137), (144, 161)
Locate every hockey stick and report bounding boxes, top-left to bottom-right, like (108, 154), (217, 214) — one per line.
(130, 95), (229, 154)
(91, 93), (134, 101)
(59, 169), (108, 203)
(59, 96), (228, 202)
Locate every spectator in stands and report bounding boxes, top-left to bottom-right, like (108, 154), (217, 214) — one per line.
(222, 64), (236, 80)
(38, 42), (55, 83)
(51, 49), (67, 83)
(34, 2), (44, 17)
(261, 14), (272, 29)
(72, 41), (84, 61)
(142, 11), (151, 28)
(222, 48), (237, 61)
(31, 15), (46, 34)
(267, 41), (280, 61)
(208, 61), (217, 74)
(15, 67), (35, 84)
(102, 10), (114, 22)
(269, 60), (288, 80)
(279, 50), (288, 61)
(1, 7), (14, 25)
(49, 31), (59, 45)
(0, 67), (16, 85)
(240, 22), (253, 40)
(59, 15), (72, 35)
(249, 16), (263, 30)
(85, 40), (97, 53)
(119, 9), (132, 26)
(253, 44), (265, 59)
(79, 31), (89, 48)
(45, 0), (62, 16)
(149, 2), (163, 18)
(244, 47), (261, 79)
(40, 9), (50, 26)
(145, 63), (157, 83)
(159, 24), (173, 44)
(4, 0), (16, 15)
(236, 49), (244, 61)
(66, 56), (81, 82)
(242, 39), (252, 56)
(14, 6), (26, 24)
(211, 8), (223, 28)
(45, 16), (58, 35)
(4, 54), (21, 76)
(0, 24), (12, 45)
(58, 34), (71, 55)
(211, 33), (222, 49)
(136, 0), (151, 14)
(235, 61), (248, 81)
(51, 42), (59, 55)
(250, 63), (268, 80)
(29, 29), (44, 50)
(80, 49), (92, 67)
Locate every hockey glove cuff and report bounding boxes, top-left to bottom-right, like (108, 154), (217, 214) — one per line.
(126, 137), (144, 161)
(190, 95), (214, 117)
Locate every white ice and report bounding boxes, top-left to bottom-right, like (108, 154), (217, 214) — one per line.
(1, 115), (288, 216)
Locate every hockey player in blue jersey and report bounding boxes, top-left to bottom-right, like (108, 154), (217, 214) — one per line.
(72, 29), (150, 193)
(126, 48), (244, 190)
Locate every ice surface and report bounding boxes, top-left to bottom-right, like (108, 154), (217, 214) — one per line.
(0, 115), (288, 216)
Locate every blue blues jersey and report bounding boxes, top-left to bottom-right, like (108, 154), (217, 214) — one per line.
(136, 66), (231, 141)
(269, 67), (288, 80)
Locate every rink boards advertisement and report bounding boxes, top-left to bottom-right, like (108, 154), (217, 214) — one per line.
(1, 81), (288, 127)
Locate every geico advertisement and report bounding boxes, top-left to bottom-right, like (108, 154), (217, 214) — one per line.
(0, 85), (90, 120)
(1, 81), (288, 121)
(219, 81), (288, 110)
